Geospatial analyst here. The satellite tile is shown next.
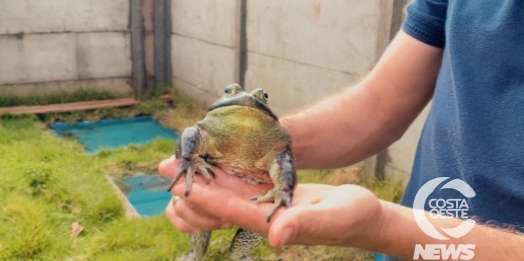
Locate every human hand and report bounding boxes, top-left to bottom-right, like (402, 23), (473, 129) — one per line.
(159, 157), (274, 233)
(159, 157), (385, 249)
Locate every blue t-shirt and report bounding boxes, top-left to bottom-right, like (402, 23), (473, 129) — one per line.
(383, 0), (524, 260)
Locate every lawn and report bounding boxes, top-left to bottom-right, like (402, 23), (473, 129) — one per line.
(0, 90), (403, 260)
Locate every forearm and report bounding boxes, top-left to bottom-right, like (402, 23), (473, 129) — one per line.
(373, 200), (524, 260)
(281, 84), (398, 168)
(281, 31), (442, 169)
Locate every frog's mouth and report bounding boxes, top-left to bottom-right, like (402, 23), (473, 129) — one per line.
(207, 93), (279, 121)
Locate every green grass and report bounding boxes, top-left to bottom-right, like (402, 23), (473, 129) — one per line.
(0, 89), (119, 107)
(38, 98), (169, 126)
(0, 116), (180, 260)
(0, 89), (404, 260)
(0, 88), (170, 126)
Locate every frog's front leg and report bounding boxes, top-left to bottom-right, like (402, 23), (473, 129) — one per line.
(175, 231), (211, 261)
(251, 147), (297, 222)
(167, 126), (215, 196)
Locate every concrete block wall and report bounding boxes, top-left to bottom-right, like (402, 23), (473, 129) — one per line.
(171, 0), (427, 181)
(143, 0), (156, 81)
(170, 0), (238, 106)
(0, 0), (133, 95)
(171, 0), (397, 115)
(0, 0), (425, 180)
(244, 0), (395, 115)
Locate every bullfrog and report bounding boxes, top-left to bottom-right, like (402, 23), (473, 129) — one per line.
(168, 84), (297, 261)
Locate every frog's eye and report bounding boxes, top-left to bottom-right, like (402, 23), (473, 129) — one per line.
(224, 84), (242, 95)
(255, 90), (268, 103)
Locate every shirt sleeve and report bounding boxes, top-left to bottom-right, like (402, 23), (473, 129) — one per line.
(402, 0), (448, 48)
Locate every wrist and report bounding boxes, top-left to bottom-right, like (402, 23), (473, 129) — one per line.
(373, 200), (427, 259)
(339, 193), (394, 253)
(352, 199), (397, 253)
(344, 198), (417, 260)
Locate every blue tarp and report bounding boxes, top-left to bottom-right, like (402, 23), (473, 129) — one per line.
(52, 116), (178, 154)
(52, 116), (177, 216)
(122, 175), (173, 217)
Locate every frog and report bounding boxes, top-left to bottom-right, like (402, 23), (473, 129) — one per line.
(167, 83), (297, 261)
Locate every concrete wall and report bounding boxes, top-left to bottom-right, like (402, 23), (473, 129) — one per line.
(143, 0), (156, 82)
(171, 0), (426, 181)
(0, 0), (134, 95)
(171, 0), (397, 115)
(0, 0), (425, 180)
(244, 0), (395, 115)
(170, 0), (238, 106)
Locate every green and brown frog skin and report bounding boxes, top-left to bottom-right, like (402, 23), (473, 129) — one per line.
(168, 84), (297, 261)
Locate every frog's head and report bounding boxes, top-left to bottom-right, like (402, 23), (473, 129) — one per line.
(207, 84), (278, 120)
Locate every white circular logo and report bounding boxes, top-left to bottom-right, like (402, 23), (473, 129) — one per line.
(413, 177), (476, 240)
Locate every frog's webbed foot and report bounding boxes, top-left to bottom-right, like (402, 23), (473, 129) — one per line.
(167, 126), (215, 197)
(251, 148), (296, 222)
(250, 188), (290, 223)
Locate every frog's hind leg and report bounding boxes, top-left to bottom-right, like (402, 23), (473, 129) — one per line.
(229, 229), (283, 261)
(167, 126), (215, 197)
(251, 147), (297, 222)
(175, 232), (211, 261)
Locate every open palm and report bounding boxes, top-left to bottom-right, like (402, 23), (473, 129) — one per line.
(160, 158), (383, 248)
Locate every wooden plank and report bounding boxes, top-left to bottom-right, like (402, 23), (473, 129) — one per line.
(0, 98), (139, 115)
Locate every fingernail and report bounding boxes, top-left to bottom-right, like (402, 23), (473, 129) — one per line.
(280, 227), (294, 246)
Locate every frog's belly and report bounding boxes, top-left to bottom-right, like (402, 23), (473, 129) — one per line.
(215, 161), (272, 184)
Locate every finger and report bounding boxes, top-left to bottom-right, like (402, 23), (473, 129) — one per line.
(268, 185), (378, 247)
(267, 184), (333, 247)
(172, 179), (272, 235)
(175, 199), (233, 231)
(159, 157), (177, 179)
(165, 199), (202, 234)
(267, 206), (325, 247)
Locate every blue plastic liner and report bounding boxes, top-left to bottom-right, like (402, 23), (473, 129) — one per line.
(52, 116), (178, 217)
(122, 175), (173, 217)
(52, 116), (178, 154)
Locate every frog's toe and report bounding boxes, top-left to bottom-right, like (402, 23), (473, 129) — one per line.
(167, 156), (216, 197)
(167, 157), (192, 193)
(193, 156), (215, 183)
(250, 191), (274, 203)
(251, 188), (292, 222)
